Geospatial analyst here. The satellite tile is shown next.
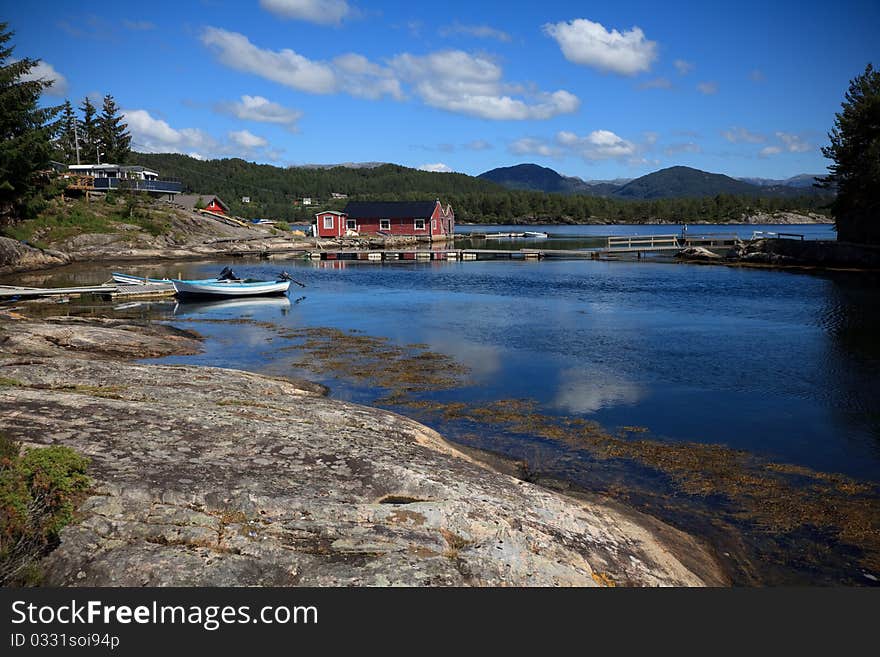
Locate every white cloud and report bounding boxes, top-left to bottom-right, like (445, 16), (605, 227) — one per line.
(664, 142), (701, 156)
(674, 59), (694, 75)
(418, 163), (453, 172)
(331, 53), (403, 100)
(202, 29), (576, 121)
(124, 109), (278, 161)
(509, 138), (561, 158)
(638, 77), (672, 90)
(201, 27), (338, 94)
(543, 18), (657, 76)
(759, 146), (782, 157)
(229, 129), (268, 149)
(776, 131), (811, 152)
(390, 50), (578, 120)
(439, 22), (512, 42)
(465, 139), (492, 151)
(259, 0), (351, 25)
(722, 126), (766, 144)
(557, 129), (638, 160)
(696, 81), (718, 95)
(510, 129), (652, 164)
(19, 60), (69, 96)
(215, 95), (303, 132)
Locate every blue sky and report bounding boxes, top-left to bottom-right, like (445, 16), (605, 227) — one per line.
(7, 0), (879, 179)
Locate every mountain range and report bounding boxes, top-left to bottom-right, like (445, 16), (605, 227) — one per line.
(478, 164), (825, 200)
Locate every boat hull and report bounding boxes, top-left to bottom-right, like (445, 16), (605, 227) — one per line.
(112, 273), (172, 285)
(172, 279), (291, 297)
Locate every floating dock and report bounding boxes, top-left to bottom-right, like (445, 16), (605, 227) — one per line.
(0, 282), (174, 300)
(303, 234), (740, 262)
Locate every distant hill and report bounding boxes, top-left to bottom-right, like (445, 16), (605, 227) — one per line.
(478, 163), (575, 193)
(290, 162), (388, 170)
(739, 174), (823, 188)
(477, 163), (827, 200)
(613, 166), (762, 199)
(129, 153), (502, 221)
(476, 163), (623, 195)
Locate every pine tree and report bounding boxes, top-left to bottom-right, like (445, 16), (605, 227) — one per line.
(820, 63), (880, 244)
(55, 99), (78, 164)
(96, 93), (130, 164)
(78, 96), (97, 164)
(0, 22), (61, 218)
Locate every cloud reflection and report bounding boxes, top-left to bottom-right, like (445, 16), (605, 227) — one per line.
(553, 367), (643, 414)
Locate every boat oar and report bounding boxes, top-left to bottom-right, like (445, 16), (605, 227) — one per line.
(279, 271), (306, 287)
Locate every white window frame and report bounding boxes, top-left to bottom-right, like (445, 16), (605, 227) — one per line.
(432, 219), (437, 231)
(414, 219), (426, 231)
(323, 215), (334, 229)
(346, 219), (357, 230)
(380, 219), (391, 231)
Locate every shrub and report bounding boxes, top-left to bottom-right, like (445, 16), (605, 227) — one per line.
(0, 434), (91, 586)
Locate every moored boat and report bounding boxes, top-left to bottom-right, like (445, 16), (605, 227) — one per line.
(112, 272), (173, 285)
(171, 278), (291, 297)
(523, 231), (549, 238)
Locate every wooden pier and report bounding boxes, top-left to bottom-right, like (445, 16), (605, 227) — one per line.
(302, 232), (740, 262)
(0, 282), (174, 300)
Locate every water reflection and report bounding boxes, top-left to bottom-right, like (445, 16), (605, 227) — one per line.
(553, 367), (644, 414)
(172, 296), (294, 318)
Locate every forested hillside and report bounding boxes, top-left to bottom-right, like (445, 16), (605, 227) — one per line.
(129, 153), (831, 224)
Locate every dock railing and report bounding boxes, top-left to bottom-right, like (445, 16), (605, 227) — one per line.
(606, 234), (680, 251)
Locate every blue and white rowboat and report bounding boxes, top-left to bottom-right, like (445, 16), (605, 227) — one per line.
(171, 278), (291, 297)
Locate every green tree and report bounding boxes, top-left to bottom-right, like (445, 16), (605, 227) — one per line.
(78, 96), (97, 164)
(55, 99), (77, 164)
(96, 94), (130, 164)
(820, 63), (880, 244)
(0, 22), (61, 220)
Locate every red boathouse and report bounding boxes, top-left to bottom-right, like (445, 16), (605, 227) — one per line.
(314, 200), (454, 240)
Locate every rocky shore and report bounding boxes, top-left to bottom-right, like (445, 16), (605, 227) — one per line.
(678, 238), (880, 270)
(0, 312), (724, 586)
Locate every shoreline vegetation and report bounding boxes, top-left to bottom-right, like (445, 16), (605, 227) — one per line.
(0, 195), (866, 279)
(0, 311), (725, 586)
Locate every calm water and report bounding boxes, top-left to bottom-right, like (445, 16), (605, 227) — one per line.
(9, 223), (879, 583)
(145, 255), (878, 482)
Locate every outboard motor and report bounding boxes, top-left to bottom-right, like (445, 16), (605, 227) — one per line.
(218, 266), (239, 281)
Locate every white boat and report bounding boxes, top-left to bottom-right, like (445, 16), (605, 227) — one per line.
(172, 278), (291, 297)
(112, 272), (172, 285)
(523, 231), (549, 238)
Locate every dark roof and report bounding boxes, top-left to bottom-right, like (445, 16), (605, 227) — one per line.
(176, 194), (229, 211)
(343, 201), (437, 219)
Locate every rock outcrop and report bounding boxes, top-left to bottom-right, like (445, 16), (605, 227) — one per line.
(0, 314), (723, 586)
(726, 238), (880, 268)
(0, 237), (69, 275)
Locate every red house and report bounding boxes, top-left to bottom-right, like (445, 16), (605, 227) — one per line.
(177, 194), (230, 215)
(314, 200), (454, 240)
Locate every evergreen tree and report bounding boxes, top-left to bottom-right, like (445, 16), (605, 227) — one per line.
(78, 96), (97, 163)
(96, 93), (130, 164)
(820, 63), (880, 244)
(55, 99), (78, 164)
(0, 22), (61, 219)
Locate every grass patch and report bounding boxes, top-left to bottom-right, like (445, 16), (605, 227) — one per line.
(3, 201), (115, 247)
(0, 377), (23, 387)
(0, 434), (91, 586)
(1, 197), (173, 247)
